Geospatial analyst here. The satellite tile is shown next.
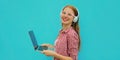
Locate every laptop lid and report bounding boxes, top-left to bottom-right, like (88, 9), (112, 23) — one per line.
(28, 30), (38, 50)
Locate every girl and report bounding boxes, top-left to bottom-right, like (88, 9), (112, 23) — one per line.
(41, 5), (80, 60)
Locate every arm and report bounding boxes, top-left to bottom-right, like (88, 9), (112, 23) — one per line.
(42, 50), (72, 60)
(54, 53), (72, 60)
(67, 31), (79, 60)
(41, 44), (54, 48)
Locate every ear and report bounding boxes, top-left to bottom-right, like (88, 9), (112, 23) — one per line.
(73, 16), (78, 23)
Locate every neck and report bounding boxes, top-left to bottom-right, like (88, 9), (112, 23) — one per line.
(62, 24), (71, 31)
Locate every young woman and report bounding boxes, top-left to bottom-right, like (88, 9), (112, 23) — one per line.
(41, 5), (80, 60)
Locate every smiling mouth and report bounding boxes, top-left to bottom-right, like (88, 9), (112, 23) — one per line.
(62, 18), (69, 22)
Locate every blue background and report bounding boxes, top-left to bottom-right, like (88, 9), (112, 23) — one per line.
(0, 0), (120, 60)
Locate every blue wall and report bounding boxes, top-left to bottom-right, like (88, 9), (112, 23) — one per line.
(0, 0), (120, 60)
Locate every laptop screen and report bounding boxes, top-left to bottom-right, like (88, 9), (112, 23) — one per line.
(28, 30), (38, 50)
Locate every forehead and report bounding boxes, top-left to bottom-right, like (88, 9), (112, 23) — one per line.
(63, 7), (74, 14)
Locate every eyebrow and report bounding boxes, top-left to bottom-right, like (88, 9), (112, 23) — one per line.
(62, 11), (74, 16)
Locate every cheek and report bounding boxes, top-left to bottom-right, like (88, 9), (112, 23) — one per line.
(60, 15), (62, 19)
(60, 15), (64, 20)
(69, 17), (74, 21)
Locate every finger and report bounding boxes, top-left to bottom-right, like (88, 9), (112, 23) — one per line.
(41, 44), (48, 46)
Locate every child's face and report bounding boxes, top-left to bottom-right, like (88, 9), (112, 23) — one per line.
(61, 7), (75, 25)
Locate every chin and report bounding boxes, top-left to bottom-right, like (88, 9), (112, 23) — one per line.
(62, 21), (70, 25)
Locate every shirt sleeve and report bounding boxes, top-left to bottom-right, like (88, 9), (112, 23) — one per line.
(67, 31), (79, 60)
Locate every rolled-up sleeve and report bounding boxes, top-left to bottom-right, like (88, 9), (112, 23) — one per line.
(67, 31), (79, 60)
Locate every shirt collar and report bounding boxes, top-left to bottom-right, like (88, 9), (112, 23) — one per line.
(60, 26), (73, 34)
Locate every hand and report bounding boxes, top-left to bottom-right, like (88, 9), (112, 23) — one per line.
(41, 50), (57, 56)
(41, 44), (54, 48)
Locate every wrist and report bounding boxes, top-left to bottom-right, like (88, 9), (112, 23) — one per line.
(53, 52), (58, 57)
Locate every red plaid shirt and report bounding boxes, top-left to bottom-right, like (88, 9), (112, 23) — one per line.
(54, 27), (79, 60)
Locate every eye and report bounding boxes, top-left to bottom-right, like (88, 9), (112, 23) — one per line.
(68, 13), (72, 16)
(62, 12), (66, 14)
